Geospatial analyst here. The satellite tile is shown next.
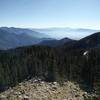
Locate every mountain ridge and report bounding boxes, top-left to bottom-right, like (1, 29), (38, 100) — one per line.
(0, 27), (54, 49)
(38, 37), (73, 47)
(64, 32), (100, 49)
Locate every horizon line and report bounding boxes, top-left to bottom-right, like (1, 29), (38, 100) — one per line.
(0, 26), (100, 30)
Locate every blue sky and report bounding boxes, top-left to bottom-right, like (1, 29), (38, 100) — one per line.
(0, 0), (100, 29)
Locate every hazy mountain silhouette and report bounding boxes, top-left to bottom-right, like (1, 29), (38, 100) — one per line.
(39, 38), (73, 47)
(0, 29), (53, 49)
(64, 32), (100, 49)
(1, 27), (49, 38)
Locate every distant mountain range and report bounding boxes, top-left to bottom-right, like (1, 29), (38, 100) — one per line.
(64, 32), (100, 49)
(0, 27), (53, 49)
(1, 27), (49, 38)
(0, 27), (100, 50)
(38, 38), (74, 47)
(38, 31), (100, 49)
(33, 27), (99, 40)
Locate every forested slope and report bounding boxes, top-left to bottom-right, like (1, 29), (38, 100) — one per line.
(0, 45), (100, 98)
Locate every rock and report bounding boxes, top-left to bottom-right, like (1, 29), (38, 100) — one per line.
(84, 92), (88, 95)
(14, 91), (21, 95)
(34, 79), (38, 83)
(18, 95), (23, 100)
(53, 82), (57, 85)
(41, 81), (45, 84)
(75, 94), (80, 97)
(0, 95), (7, 100)
(23, 95), (29, 100)
(52, 86), (57, 90)
(0, 80), (92, 100)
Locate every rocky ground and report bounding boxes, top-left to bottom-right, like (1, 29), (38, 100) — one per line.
(0, 78), (95, 100)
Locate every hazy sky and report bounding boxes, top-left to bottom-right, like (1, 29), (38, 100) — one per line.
(0, 0), (100, 29)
